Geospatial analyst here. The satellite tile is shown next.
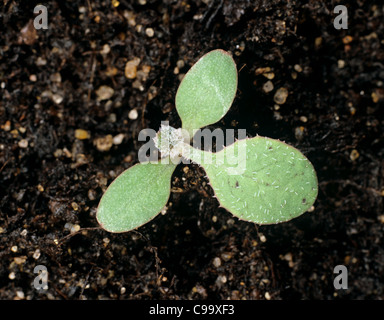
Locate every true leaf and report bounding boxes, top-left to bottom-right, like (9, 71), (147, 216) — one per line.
(175, 49), (237, 137)
(185, 137), (318, 224)
(96, 161), (177, 232)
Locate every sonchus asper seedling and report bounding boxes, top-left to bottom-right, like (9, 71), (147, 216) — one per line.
(96, 49), (318, 233)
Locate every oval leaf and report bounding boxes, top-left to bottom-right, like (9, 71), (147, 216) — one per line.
(97, 161), (177, 232)
(175, 49), (237, 136)
(186, 137), (318, 224)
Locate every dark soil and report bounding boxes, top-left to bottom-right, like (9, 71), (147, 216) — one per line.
(1, 0), (383, 300)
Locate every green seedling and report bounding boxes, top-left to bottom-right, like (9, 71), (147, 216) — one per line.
(97, 49), (318, 233)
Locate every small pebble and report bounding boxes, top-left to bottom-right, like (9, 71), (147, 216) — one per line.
(213, 257), (221, 268)
(113, 133), (125, 145)
(299, 116), (308, 123)
(10, 129), (19, 138)
(136, 24), (143, 33)
(11, 245), (18, 252)
(141, 65), (151, 75)
(124, 155), (133, 162)
(124, 11), (136, 27)
(88, 189), (97, 201)
(36, 57), (47, 66)
(100, 44), (110, 55)
(18, 139), (28, 148)
(273, 87), (289, 104)
(294, 64), (303, 72)
(308, 205), (315, 212)
(338, 60), (345, 69)
(63, 148), (72, 158)
(315, 36), (322, 48)
(128, 109), (139, 120)
(342, 35), (353, 44)
(265, 292), (271, 300)
(227, 218), (234, 225)
(9, 272), (16, 280)
(72, 224), (81, 233)
(295, 126), (305, 141)
(16, 291), (25, 300)
(50, 73), (62, 83)
(33, 249), (41, 260)
(217, 275), (227, 284)
(263, 72), (275, 80)
(177, 60), (185, 69)
(275, 111), (283, 120)
(161, 206), (168, 215)
(259, 234), (267, 242)
(263, 80), (274, 93)
(3, 120), (11, 131)
(52, 93), (63, 104)
(71, 202), (79, 211)
(107, 113), (117, 123)
(96, 85), (114, 101)
(132, 79), (144, 91)
(53, 149), (63, 157)
(145, 28), (154, 37)
(235, 42), (246, 55)
(75, 129), (90, 140)
(283, 252), (293, 262)
(221, 252), (232, 262)
(255, 67), (271, 76)
(105, 66), (118, 77)
(350, 149), (359, 161)
(94, 135), (113, 152)
(125, 57), (140, 79)
(371, 91), (379, 103)
(14, 256), (27, 265)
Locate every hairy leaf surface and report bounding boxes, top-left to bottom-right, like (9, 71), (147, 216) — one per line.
(186, 137), (318, 224)
(176, 49), (237, 137)
(97, 161), (177, 232)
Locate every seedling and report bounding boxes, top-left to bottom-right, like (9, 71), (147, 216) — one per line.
(96, 49), (318, 233)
